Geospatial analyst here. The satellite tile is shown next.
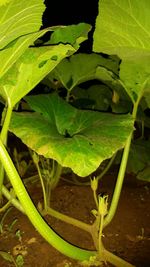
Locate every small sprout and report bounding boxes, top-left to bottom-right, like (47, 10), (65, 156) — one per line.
(0, 251), (13, 263)
(16, 229), (22, 242)
(16, 254), (24, 267)
(91, 177), (98, 192)
(8, 218), (18, 232)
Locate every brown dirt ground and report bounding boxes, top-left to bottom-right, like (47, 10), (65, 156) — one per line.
(0, 171), (150, 267)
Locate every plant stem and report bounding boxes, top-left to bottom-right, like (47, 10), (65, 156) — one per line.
(0, 105), (13, 200)
(0, 138), (96, 261)
(96, 153), (116, 181)
(2, 185), (24, 213)
(35, 158), (47, 210)
(102, 247), (135, 267)
(104, 102), (138, 228)
(42, 206), (92, 233)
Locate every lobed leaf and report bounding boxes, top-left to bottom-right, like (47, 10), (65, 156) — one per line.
(10, 93), (134, 177)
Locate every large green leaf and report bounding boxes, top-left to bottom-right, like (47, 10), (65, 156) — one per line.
(93, 0), (150, 59)
(47, 53), (119, 91)
(9, 93), (134, 177)
(0, 0), (45, 49)
(0, 44), (75, 106)
(93, 1), (150, 105)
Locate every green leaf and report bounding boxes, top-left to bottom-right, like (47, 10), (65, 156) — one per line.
(93, 0), (150, 59)
(47, 23), (92, 49)
(127, 139), (150, 175)
(120, 57), (150, 103)
(0, 29), (49, 79)
(9, 93), (134, 177)
(16, 254), (24, 267)
(0, 0), (45, 49)
(0, 44), (75, 106)
(0, 0), (11, 7)
(73, 84), (112, 111)
(137, 167), (150, 182)
(48, 53), (119, 91)
(0, 251), (13, 262)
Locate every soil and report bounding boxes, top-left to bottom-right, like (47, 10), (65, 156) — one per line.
(0, 170), (150, 267)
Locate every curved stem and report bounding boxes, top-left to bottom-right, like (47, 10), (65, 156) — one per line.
(0, 138), (96, 261)
(35, 157), (47, 210)
(96, 153), (117, 181)
(104, 102), (138, 228)
(104, 132), (133, 227)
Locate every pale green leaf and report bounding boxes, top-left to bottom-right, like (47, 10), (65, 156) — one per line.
(93, 0), (150, 59)
(0, 44), (75, 106)
(10, 93), (134, 177)
(0, 28), (49, 79)
(0, 0), (45, 49)
(0, 0), (11, 7)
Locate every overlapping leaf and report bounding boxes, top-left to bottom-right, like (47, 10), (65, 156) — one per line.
(48, 53), (119, 91)
(93, 0), (150, 105)
(0, 0), (45, 49)
(0, 44), (75, 106)
(9, 93), (134, 177)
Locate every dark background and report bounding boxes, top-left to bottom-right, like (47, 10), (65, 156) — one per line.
(43, 0), (99, 52)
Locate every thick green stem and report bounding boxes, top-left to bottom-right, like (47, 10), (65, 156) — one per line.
(0, 138), (96, 261)
(0, 105), (13, 199)
(104, 103), (138, 228)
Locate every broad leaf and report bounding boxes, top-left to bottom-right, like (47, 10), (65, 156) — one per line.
(0, 0), (45, 49)
(9, 93), (134, 177)
(93, 0), (150, 59)
(48, 53), (119, 91)
(93, 1), (150, 104)
(0, 44), (75, 106)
